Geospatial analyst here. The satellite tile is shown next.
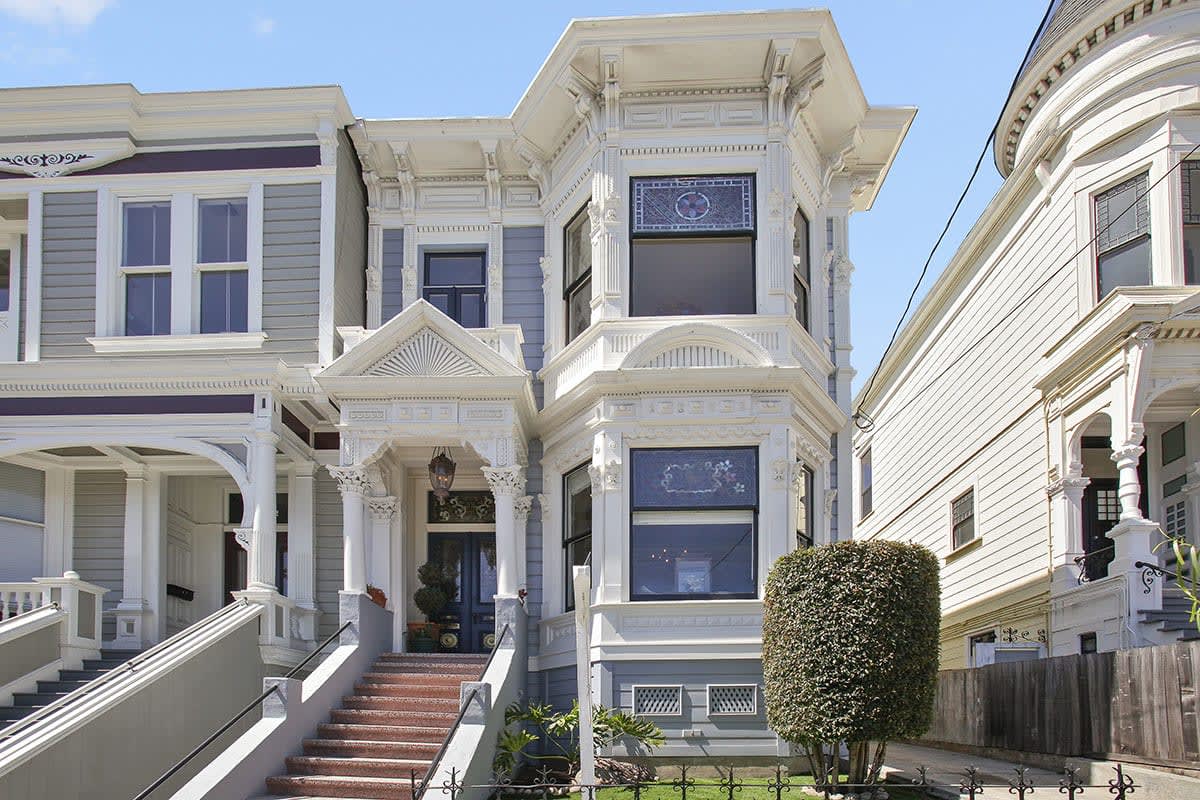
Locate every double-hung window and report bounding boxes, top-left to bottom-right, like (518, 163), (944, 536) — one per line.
(1182, 161), (1200, 285)
(793, 209), (811, 330)
(859, 447), (873, 519)
(795, 463), (815, 549)
(563, 463), (592, 610)
(1094, 172), (1151, 299)
(423, 252), (486, 328)
(121, 201), (172, 336)
(630, 175), (755, 317)
(951, 488), (976, 550)
(564, 204), (592, 344)
(630, 447), (758, 601)
(197, 198), (249, 333)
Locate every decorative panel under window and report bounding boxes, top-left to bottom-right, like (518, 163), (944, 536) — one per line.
(1095, 173), (1150, 253)
(631, 447), (757, 510)
(632, 175), (754, 234)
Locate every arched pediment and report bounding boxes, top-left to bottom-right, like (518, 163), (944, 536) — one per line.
(620, 323), (774, 370)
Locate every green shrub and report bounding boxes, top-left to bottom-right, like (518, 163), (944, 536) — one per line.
(762, 540), (940, 792)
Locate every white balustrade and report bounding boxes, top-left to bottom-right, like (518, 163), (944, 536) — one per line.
(0, 572), (108, 659)
(0, 583), (52, 622)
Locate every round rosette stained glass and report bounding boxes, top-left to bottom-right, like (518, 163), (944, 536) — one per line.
(440, 631), (459, 649)
(674, 190), (711, 221)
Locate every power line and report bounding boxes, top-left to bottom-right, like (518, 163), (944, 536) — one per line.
(853, 0), (1059, 429)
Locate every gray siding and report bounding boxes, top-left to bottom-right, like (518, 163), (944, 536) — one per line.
(502, 227), (545, 404)
(314, 470), (344, 639)
(72, 471), (126, 640)
(381, 229), (404, 322)
(262, 183), (321, 363)
(525, 439), (544, 656)
(40, 191), (97, 358)
(0, 461), (45, 522)
(0, 462), (46, 581)
(542, 665), (576, 712)
(333, 129), (365, 336)
(609, 659), (777, 756)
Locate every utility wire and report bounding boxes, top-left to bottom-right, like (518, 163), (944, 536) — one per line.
(853, 0), (1058, 429)
(864, 140), (1200, 434)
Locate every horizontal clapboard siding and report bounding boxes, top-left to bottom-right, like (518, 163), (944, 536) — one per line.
(314, 469), (343, 640)
(72, 471), (126, 640)
(334, 129), (365, 334)
(262, 183), (321, 363)
(40, 192), (97, 357)
(381, 229), (404, 322)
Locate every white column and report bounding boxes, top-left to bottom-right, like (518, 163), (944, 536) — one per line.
(114, 467), (162, 648)
(1107, 440), (1162, 637)
(288, 462), (318, 640)
(42, 466), (75, 577)
(483, 465), (525, 599)
(1113, 443), (1146, 521)
(23, 189), (42, 361)
(1047, 474), (1090, 593)
(368, 496), (397, 600)
(248, 431), (279, 591)
(514, 495), (533, 592)
(328, 465), (370, 594)
(591, 429), (624, 605)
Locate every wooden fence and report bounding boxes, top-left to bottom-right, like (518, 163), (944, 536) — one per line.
(922, 639), (1199, 766)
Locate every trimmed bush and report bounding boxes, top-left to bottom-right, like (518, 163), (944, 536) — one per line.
(762, 540), (940, 791)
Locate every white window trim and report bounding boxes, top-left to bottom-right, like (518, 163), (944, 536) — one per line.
(706, 683), (758, 716)
(95, 182), (264, 344)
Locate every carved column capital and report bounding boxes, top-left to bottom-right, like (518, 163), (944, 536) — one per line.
(1112, 444), (1145, 467)
(1046, 476), (1091, 498)
(483, 465), (526, 497)
(514, 495), (534, 524)
(327, 465), (372, 497)
(536, 493), (553, 522)
(367, 495), (398, 520)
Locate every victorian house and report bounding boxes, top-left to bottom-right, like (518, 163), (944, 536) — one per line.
(854, 0), (1200, 670)
(0, 10), (911, 798)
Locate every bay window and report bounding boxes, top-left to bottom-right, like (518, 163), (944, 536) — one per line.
(630, 175), (755, 317)
(564, 204), (592, 344)
(197, 198), (249, 333)
(1181, 161), (1200, 285)
(1094, 172), (1150, 299)
(563, 462), (592, 610)
(630, 447), (757, 601)
(121, 201), (171, 336)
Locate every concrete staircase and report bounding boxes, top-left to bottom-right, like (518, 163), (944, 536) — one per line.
(262, 652), (488, 800)
(0, 648), (143, 728)
(1139, 587), (1200, 642)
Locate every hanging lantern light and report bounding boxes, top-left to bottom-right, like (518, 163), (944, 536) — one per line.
(428, 445), (456, 505)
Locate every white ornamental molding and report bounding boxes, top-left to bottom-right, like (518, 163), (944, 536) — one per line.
(771, 458), (789, 485)
(326, 465), (373, 497)
(514, 495), (534, 524)
(536, 493), (553, 522)
(0, 137), (136, 178)
(483, 465), (526, 497)
(366, 329), (487, 378)
(0, 152), (94, 178)
(233, 527), (253, 553)
(368, 495), (398, 520)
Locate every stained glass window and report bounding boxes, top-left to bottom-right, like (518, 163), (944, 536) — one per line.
(632, 175), (754, 234)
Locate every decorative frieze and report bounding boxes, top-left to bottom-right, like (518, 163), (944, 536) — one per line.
(0, 152), (93, 177)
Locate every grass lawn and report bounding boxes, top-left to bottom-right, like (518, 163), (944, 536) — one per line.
(539, 777), (926, 800)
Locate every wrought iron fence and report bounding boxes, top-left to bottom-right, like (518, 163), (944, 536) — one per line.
(409, 762), (1140, 800)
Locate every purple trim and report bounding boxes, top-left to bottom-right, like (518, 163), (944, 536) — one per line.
(0, 394), (255, 416)
(0, 146), (319, 179)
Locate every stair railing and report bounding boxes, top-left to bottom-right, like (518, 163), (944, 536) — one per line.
(130, 618), (352, 800)
(0, 598), (254, 746)
(414, 622), (512, 800)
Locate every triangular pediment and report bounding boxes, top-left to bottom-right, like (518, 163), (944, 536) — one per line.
(320, 299), (526, 382)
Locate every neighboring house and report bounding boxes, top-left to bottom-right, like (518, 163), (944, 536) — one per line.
(0, 10), (911, 760)
(853, 0), (1200, 670)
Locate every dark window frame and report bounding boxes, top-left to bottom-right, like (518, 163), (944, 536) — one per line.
(563, 461), (593, 611)
(628, 445), (759, 602)
(1094, 171), (1151, 300)
(422, 250), (487, 328)
(796, 463), (815, 549)
(793, 208), (811, 330)
(563, 202), (593, 345)
(951, 487), (976, 550)
(627, 174), (757, 319)
(859, 447), (873, 520)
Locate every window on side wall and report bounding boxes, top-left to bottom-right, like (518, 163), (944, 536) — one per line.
(122, 201), (172, 336)
(793, 209), (810, 330)
(197, 198), (249, 334)
(629, 447), (758, 601)
(1094, 172), (1151, 299)
(563, 462), (592, 610)
(423, 252), (486, 328)
(1181, 161), (1200, 285)
(564, 203), (592, 345)
(951, 488), (976, 550)
(859, 447), (873, 519)
(630, 175), (755, 317)
(968, 630), (997, 667)
(796, 463), (815, 549)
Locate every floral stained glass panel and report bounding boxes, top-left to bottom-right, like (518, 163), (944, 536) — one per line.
(632, 175), (755, 234)
(427, 491), (496, 524)
(631, 447), (758, 510)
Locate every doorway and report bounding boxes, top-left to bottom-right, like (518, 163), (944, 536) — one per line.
(1081, 479), (1118, 581)
(222, 531), (288, 604)
(426, 532), (497, 653)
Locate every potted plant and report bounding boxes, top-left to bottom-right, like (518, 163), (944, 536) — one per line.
(409, 559), (457, 652)
(366, 584), (387, 609)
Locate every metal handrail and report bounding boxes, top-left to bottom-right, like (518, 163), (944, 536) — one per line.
(131, 619), (352, 800)
(414, 623), (513, 800)
(0, 598), (253, 744)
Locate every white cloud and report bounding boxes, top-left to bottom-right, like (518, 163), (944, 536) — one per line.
(253, 15), (275, 36)
(0, 39), (74, 65)
(0, 0), (114, 27)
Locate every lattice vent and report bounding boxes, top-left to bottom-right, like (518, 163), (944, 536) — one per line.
(707, 684), (757, 716)
(632, 685), (682, 716)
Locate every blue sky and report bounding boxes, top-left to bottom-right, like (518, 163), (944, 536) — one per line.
(0, 0), (1049, 393)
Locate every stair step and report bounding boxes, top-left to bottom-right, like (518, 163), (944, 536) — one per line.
(342, 696), (458, 713)
(304, 738), (440, 760)
(36, 680), (91, 694)
(12, 692), (67, 707)
(0, 706), (37, 721)
(359, 672), (470, 687)
(316, 723), (451, 743)
(286, 755), (428, 779)
(354, 682), (460, 699)
(265, 774), (413, 800)
(56, 668), (118, 682)
(374, 652), (487, 662)
(365, 663), (483, 676)
(81, 658), (136, 670)
(330, 708), (456, 727)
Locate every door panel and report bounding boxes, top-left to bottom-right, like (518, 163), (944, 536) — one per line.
(1082, 479), (1119, 581)
(427, 532), (495, 653)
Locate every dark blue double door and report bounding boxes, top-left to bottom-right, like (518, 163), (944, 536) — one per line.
(427, 532), (497, 653)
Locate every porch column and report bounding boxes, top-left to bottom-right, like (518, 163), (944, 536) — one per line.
(367, 496), (398, 602)
(248, 431), (279, 591)
(1046, 472), (1090, 593)
(1113, 442), (1145, 521)
(483, 465), (525, 599)
(514, 495), (533, 592)
(114, 466), (162, 649)
(328, 466), (371, 594)
(288, 462), (318, 640)
(1108, 440), (1161, 637)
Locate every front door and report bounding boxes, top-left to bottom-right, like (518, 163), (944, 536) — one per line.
(1082, 479), (1119, 581)
(426, 532), (497, 653)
